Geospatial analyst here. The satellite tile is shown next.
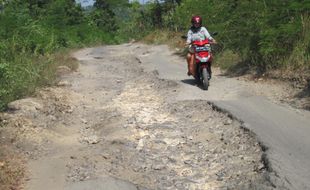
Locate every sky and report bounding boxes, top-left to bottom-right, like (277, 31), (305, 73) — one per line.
(75, 0), (95, 7)
(75, 0), (149, 7)
(129, 0), (149, 3)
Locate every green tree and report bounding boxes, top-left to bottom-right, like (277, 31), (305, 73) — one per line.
(0, 0), (120, 110)
(91, 0), (117, 31)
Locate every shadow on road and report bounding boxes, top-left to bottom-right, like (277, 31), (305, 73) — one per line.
(181, 79), (208, 90)
(181, 79), (196, 86)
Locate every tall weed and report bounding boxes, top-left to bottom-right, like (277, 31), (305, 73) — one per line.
(286, 14), (310, 70)
(0, 0), (122, 111)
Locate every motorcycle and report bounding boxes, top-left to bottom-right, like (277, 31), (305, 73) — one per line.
(182, 33), (217, 90)
(190, 39), (214, 90)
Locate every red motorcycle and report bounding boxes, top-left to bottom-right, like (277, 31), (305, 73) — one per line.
(190, 39), (214, 90)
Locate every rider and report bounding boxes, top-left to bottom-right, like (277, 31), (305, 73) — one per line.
(186, 15), (216, 77)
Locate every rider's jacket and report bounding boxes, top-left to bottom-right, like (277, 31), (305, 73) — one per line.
(186, 26), (214, 44)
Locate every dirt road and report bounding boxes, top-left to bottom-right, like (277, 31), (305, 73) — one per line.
(1, 43), (309, 190)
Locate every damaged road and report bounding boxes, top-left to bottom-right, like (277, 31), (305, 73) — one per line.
(137, 44), (310, 190)
(0, 43), (309, 190)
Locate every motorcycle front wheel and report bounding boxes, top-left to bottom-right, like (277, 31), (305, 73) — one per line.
(202, 68), (209, 90)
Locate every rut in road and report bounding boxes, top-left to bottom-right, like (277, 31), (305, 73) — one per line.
(2, 44), (276, 190)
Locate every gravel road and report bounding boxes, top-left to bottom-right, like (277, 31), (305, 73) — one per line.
(1, 43), (309, 190)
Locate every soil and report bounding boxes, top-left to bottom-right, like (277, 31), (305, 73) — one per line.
(1, 43), (306, 190)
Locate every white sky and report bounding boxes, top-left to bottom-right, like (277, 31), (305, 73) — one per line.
(76, 0), (149, 7)
(75, 0), (95, 7)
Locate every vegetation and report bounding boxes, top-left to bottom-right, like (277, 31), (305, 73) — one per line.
(127, 0), (310, 81)
(0, 0), (128, 111)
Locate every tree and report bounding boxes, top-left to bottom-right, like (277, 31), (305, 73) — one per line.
(91, 0), (117, 31)
(151, 1), (163, 27)
(94, 0), (109, 10)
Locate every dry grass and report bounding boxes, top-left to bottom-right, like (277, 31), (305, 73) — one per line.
(214, 50), (242, 70)
(284, 14), (310, 69)
(0, 114), (24, 190)
(36, 50), (79, 87)
(52, 51), (79, 72)
(142, 29), (185, 49)
(0, 143), (25, 190)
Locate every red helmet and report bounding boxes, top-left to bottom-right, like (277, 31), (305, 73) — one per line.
(191, 15), (202, 28)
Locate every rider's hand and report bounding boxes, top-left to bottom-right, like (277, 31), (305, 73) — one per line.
(212, 40), (217, 44)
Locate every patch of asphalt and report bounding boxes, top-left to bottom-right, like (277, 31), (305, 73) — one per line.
(213, 98), (310, 190)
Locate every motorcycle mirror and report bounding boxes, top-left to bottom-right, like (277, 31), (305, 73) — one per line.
(212, 32), (218, 36)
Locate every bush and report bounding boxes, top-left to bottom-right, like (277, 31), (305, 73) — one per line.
(0, 0), (123, 111)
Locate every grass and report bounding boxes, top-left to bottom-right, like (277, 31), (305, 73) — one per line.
(0, 50), (80, 111)
(213, 50), (242, 71)
(0, 144), (25, 190)
(142, 29), (185, 49)
(38, 50), (79, 85)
